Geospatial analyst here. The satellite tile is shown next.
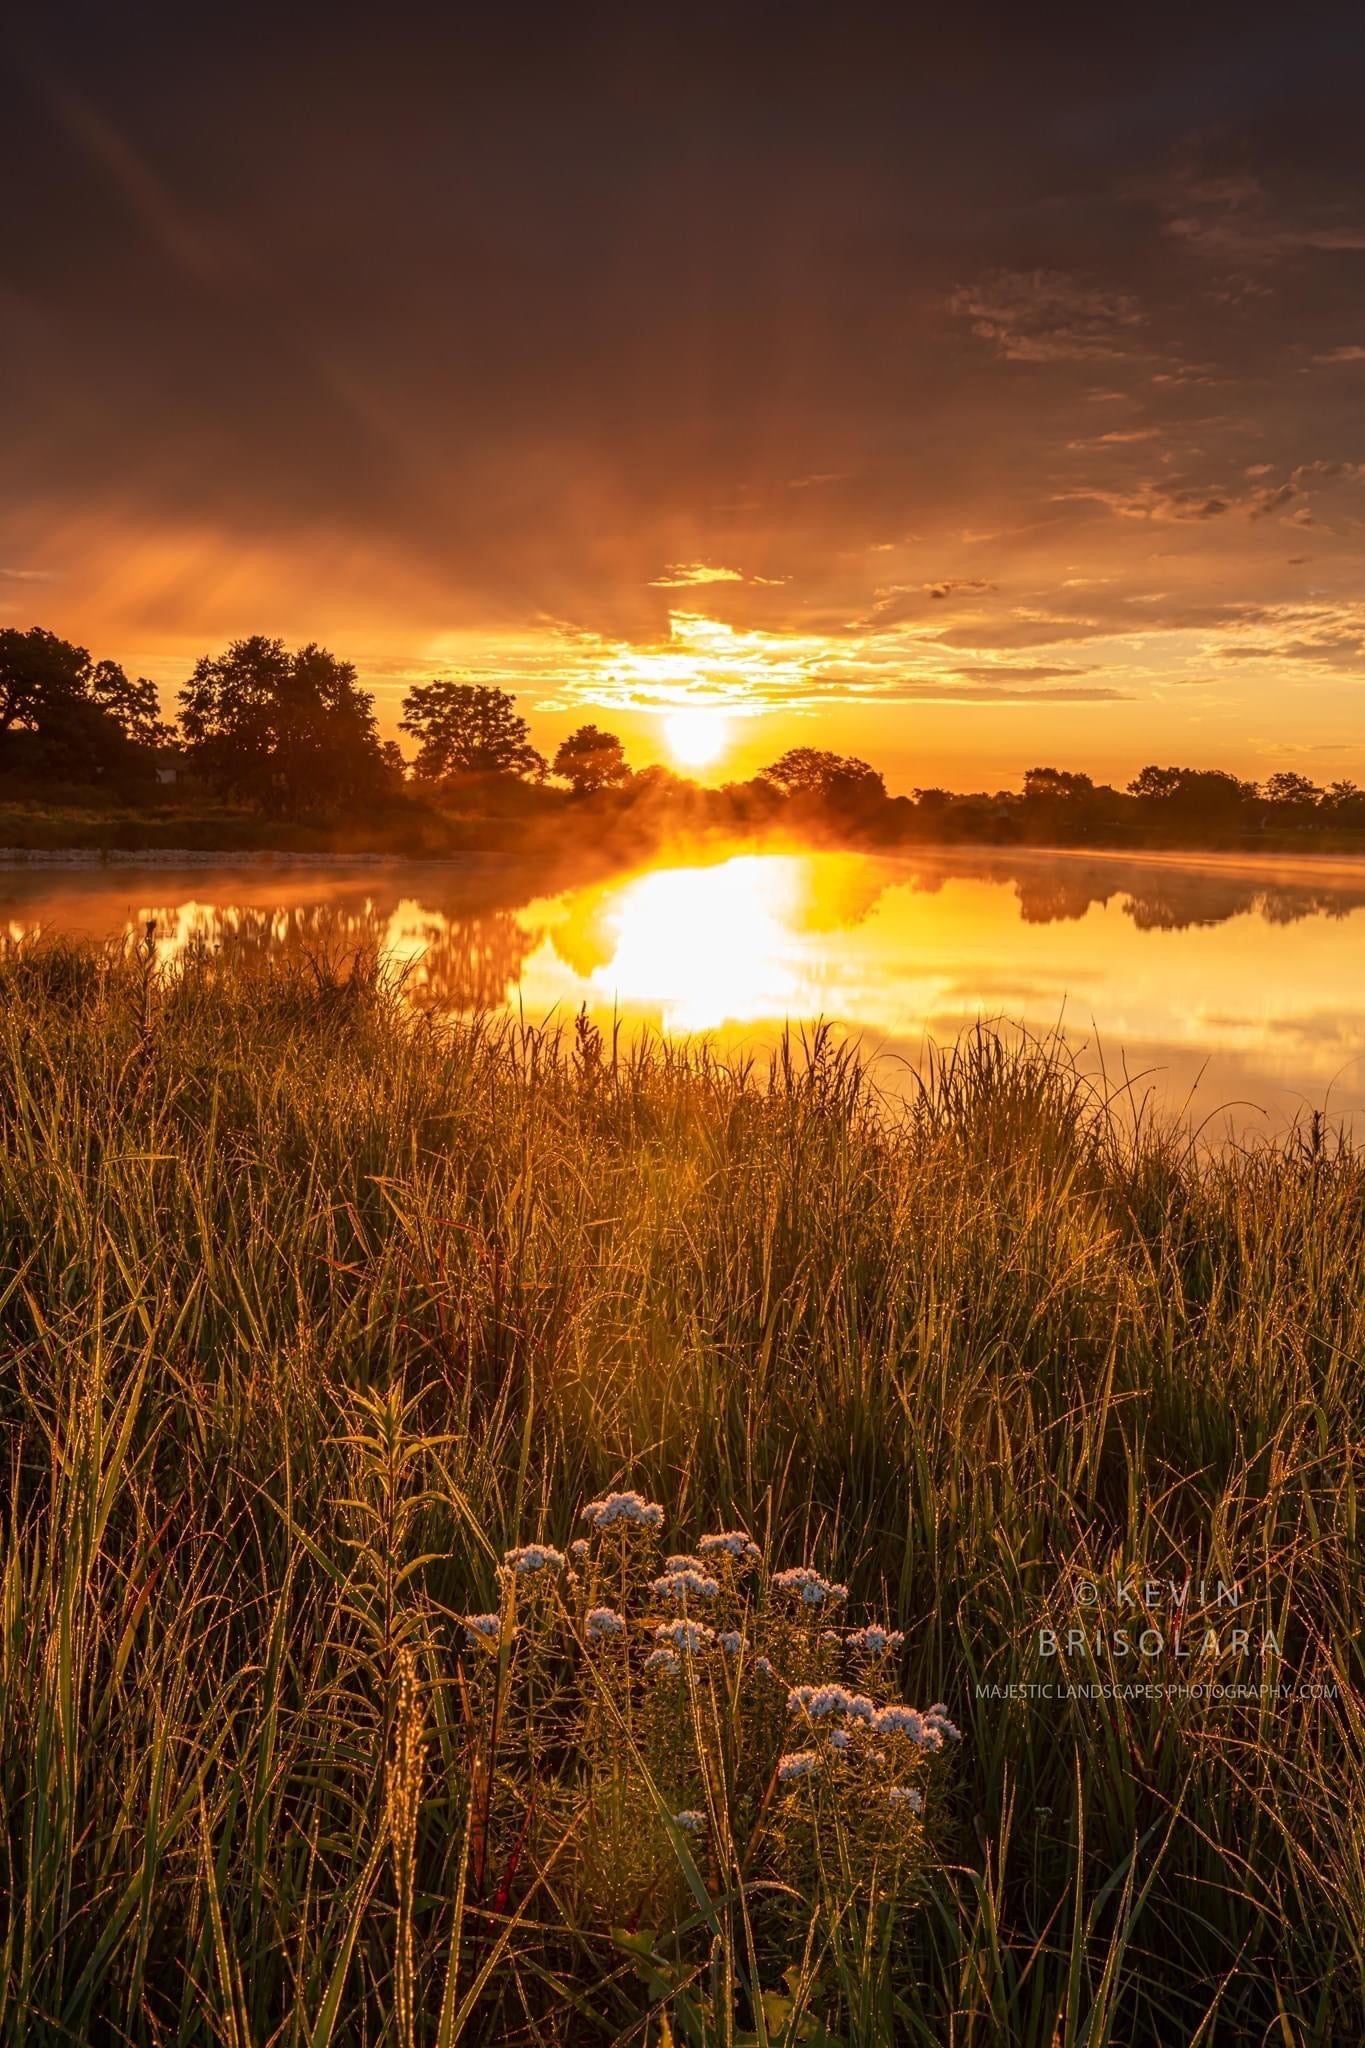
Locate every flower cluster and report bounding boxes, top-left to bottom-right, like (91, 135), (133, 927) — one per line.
(849, 1624), (905, 1657)
(655, 1619), (714, 1654)
(776, 1750), (820, 1783)
(476, 1504), (957, 1943)
(772, 1566), (849, 1608)
(788, 1683), (877, 1724)
(503, 1543), (565, 1575)
(580, 1490), (665, 1532)
(866, 1702), (963, 1750)
(650, 1565), (721, 1604)
(697, 1530), (762, 1563)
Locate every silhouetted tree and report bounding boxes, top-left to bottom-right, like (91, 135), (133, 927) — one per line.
(1128, 766), (1178, 803)
(178, 637), (385, 817)
(399, 681), (545, 782)
(0, 627), (83, 737)
(553, 723), (631, 794)
(377, 740), (410, 794)
(1324, 779), (1365, 827)
(0, 626), (162, 784)
(1128, 764), (1255, 830)
(761, 747), (886, 805)
(1263, 771), (1323, 817)
(90, 661), (173, 749)
(1023, 766), (1095, 801)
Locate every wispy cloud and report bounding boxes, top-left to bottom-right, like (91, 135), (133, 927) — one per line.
(949, 270), (1145, 363)
(649, 563), (746, 588)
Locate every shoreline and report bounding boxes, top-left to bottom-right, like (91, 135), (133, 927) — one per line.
(5, 838), (1365, 878)
(0, 845), (522, 870)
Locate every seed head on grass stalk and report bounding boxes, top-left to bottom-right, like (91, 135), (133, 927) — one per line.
(385, 1645), (425, 2048)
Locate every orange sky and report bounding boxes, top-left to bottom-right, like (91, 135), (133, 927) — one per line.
(6, 10), (1365, 792)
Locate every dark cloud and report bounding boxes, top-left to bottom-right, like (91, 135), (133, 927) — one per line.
(3, 4), (1365, 779)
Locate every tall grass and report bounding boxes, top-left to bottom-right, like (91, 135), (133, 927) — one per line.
(0, 934), (1360, 2044)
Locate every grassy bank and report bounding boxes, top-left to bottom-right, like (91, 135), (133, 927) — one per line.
(9, 792), (1365, 867)
(0, 940), (1361, 2045)
(0, 797), (478, 858)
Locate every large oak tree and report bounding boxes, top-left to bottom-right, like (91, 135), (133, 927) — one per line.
(179, 637), (385, 817)
(0, 626), (168, 783)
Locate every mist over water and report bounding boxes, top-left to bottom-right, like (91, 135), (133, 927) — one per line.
(9, 844), (1365, 1137)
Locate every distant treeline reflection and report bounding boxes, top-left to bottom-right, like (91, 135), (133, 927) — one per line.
(64, 847), (1365, 1018)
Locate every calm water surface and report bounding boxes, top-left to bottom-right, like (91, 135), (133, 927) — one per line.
(8, 844), (1365, 1135)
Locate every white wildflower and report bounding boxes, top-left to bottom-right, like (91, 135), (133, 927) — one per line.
(850, 1625), (905, 1657)
(888, 1786), (923, 1813)
(463, 1613), (501, 1643)
(650, 1568), (721, 1604)
(872, 1704), (943, 1750)
(654, 1619), (713, 1653)
(580, 1491), (665, 1532)
(673, 1808), (707, 1834)
(828, 1727), (854, 1752)
(752, 1655), (775, 1679)
(924, 1704), (963, 1742)
(644, 1647), (680, 1677)
(718, 1630), (745, 1656)
(586, 1606), (626, 1640)
(787, 1683), (875, 1724)
(697, 1531), (762, 1563)
(776, 1749), (820, 1783)
(569, 1538), (589, 1560)
(772, 1566), (848, 1608)
(503, 1543), (565, 1575)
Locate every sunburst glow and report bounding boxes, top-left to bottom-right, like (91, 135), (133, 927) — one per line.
(663, 705), (730, 766)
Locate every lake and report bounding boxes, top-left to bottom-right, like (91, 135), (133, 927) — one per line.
(8, 843), (1365, 1137)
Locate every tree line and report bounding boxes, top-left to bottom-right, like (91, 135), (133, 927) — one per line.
(3, 623), (1364, 841)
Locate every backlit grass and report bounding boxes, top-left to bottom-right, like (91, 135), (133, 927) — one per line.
(0, 934), (1360, 2044)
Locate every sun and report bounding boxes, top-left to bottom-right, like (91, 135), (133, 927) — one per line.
(663, 705), (729, 768)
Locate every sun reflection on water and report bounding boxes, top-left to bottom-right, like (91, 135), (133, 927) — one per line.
(553, 856), (807, 1032)
(7, 846), (1365, 1130)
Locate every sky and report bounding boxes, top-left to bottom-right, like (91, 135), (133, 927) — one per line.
(5, 4), (1365, 791)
